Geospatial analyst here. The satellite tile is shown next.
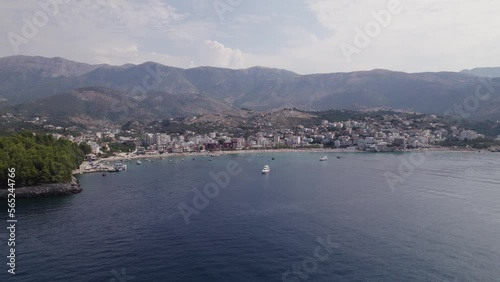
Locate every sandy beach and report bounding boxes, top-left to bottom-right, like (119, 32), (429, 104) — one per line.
(101, 147), (360, 163)
(105, 146), (480, 161)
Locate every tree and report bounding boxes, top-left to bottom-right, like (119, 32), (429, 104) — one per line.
(79, 142), (92, 155)
(0, 132), (86, 188)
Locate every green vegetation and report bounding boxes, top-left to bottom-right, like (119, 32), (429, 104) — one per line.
(108, 141), (136, 153)
(439, 116), (500, 138)
(303, 109), (409, 126)
(438, 137), (500, 149)
(454, 120), (500, 138)
(0, 132), (85, 188)
(96, 141), (136, 158)
(78, 142), (92, 155)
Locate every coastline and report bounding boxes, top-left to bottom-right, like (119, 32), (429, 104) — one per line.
(103, 146), (480, 162)
(0, 176), (82, 199)
(11, 146), (484, 198)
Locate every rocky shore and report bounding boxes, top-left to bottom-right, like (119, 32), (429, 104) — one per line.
(0, 177), (82, 199)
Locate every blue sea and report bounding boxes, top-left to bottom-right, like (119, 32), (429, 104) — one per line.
(2, 152), (500, 281)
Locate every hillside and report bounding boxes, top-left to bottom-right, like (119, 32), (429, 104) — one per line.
(3, 87), (234, 128)
(461, 67), (500, 78)
(2, 55), (500, 121)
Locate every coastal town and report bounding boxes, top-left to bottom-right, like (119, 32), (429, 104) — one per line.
(6, 110), (495, 166)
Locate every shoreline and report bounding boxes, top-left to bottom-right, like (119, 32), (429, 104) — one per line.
(0, 177), (82, 199)
(72, 146), (483, 175)
(104, 146), (481, 161)
(11, 146), (487, 197)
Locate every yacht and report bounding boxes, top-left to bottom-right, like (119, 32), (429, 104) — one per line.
(262, 165), (270, 174)
(114, 163), (127, 171)
(320, 156), (328, 161)
(136, 160), (142, 165)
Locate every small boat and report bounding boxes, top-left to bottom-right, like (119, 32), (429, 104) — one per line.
(262, 165), (270, 174)
(136, 160), (142, 165)
(337, 156), (341, 159)
(272, 157), (275, 160)
(102, 173), (106, 177)
(114, 163), (127, 171)
(320, 156), (328, 161)
(210, 153), (220, 157)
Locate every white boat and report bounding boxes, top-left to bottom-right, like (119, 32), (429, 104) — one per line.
(136, 160), (142, 165)
(262, 165), (270, 174)
(114, 163), (127, 171)
(320, 156), (328, 161)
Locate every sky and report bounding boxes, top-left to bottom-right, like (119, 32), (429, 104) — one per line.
(1, 0), (500, 74)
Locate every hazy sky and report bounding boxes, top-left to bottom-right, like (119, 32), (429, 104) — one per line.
(1, 0), (499, 74)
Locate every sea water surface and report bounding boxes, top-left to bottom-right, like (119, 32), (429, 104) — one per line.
(2, 152), (500, 281)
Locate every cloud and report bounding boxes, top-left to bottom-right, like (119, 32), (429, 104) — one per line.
(1, 0), (500, 74)
(0, 0), (202, 67)
(72, 0), (187, 33)
(289, 0), (500, 72)
(199, 40), (244, 68)
(234, 14), (271, 25)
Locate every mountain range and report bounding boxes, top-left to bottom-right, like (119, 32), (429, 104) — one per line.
(2, 55), (500, 127)
(460, 67), (500, 78)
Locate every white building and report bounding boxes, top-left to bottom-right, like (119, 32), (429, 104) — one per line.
(88, 141), (101, 154)
(459, 130), (478, 141)
(334, 140), (341, 148)
(143, 133), (154, 145)
(292, 136), (301, 145)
